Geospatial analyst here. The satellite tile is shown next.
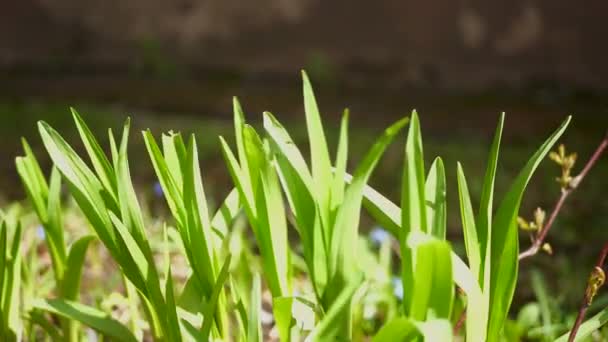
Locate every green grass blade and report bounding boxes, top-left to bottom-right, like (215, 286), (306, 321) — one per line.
(312, 275), (362, 342)
(301, 71), (333, 237)
(71, 108), (117, 201)
(401, 110), (427, 312)
(555, 308), (608, 342)
(330, 109), (349, 215)
(372, 317), (419, 341)
(32, 299), (138, 342)
(478, 113), (504, 295)
(457, 163), (481, 284)
(329, 117), (408, 293)
(201, 255), (231, 340)
(487, 116), (571, 340)
(247, 274), (262, 342)
(409, 239), (454, 320)
(164, 268), (181, 342)
(61, 235), (94, 301)
(425, 157), (446, 239)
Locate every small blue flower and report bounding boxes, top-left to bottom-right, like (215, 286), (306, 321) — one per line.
(392, 276), (403, 300)
(36, 225), (45, 240)
(369, 226), (390, 246)
(153, 182), (164, 198)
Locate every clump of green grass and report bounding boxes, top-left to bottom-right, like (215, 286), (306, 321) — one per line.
(3, 70), (608, 341)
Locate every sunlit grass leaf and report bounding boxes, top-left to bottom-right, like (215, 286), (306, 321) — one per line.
(71, 108), (118, 202)
(409, 239), (454, 321)
(487, 116), (571, 340)
(201, 255), (231, 340)
(555, 308), (608, 342)
(247, 274), (262, 342)
(311, 275), (362, 341)
(372, 317), (419, 341)
(401, 110), (427, 312)
(328, 117), (408, 301)
(425, 157), (446, 239)
(32, 299), (138, 342)
(61, 235), (94, 301)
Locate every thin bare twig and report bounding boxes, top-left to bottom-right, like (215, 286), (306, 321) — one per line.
(568, 243), (608, 342)
(519, 134), (608, 261)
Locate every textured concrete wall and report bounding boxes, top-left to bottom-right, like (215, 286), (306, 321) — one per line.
(1, 0), (606, 89)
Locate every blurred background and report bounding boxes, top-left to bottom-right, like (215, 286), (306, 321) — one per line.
(2, 0), (608, 311)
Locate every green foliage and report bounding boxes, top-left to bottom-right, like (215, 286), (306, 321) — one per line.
(4, 70), (605, 341)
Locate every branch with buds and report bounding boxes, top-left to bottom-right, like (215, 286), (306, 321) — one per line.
(519, 134), (608, 260)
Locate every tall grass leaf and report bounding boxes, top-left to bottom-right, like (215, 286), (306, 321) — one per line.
(425, 157), (446, 239)
(372, 317), (419, 341)
(164, 268), (181, 342)
(201, 255), (231, 340)
(219, 137), (254, 209)
(301, 70), (332, 238)
(3, 222), (22, 339)
(457, 163), (480, 284)
(32, 299), (138, 342)
(487, 116), (571, 340)
(71, 108), (117, 201)
(353, 179), (481, 300)
(161, 133), (186, 192)
(243, 126), (291, 297)
(329, 117), (408, 292)
(330, 109), (349, 215)
(108, 212), (148, 292)
(312, 274), (362, 342)
(401, 110), (427, 311)
(409, 239), (453, 320)
(143, 130), (187, 228)
(555, 308), (608, 342)
(478, 113), (504, 296)
(38, 121), (117, 253)
(62, 235), (94, 301)
(247, 274), (262, 342)
(273, 297), (294, 342)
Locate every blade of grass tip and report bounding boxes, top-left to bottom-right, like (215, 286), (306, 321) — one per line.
(201, 255), (231, 340)
(248, 274), (262, 342)
(457, 163), (481, 285)
(162, 132), (187, 192)
(487, 116), (571, 340)
(38, 121), (117, 253)
(478, 113), (504, 295)
(401, 110), (427, 312)
(301, 70), (333, 241)
(143, 130), (187, 228)
(330, 109), (349, 216)
(219, 136), (254, 210)
(33, 299), (138, 342)
(233, 97), (249, 169)
(71, 108), (118, 201)
(425, 157), (446, 239)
